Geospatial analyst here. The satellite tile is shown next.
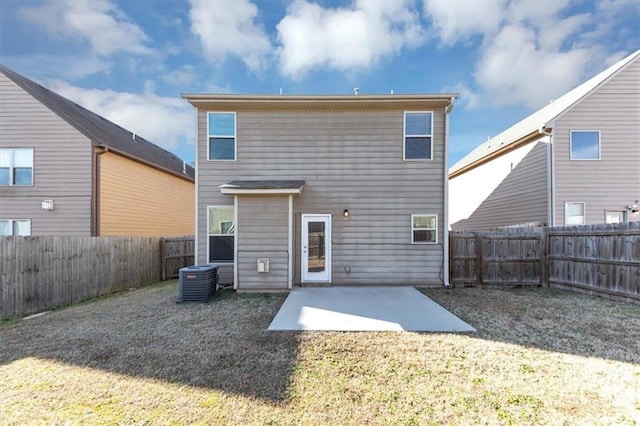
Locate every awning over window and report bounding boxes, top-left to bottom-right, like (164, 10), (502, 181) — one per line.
(219, 180), (305, 195)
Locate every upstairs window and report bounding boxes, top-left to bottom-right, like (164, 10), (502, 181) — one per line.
(0, 148), (34, 185)
(411, 214), (438, 244)
(404, 112), (433, 160)
(208, 113), (236, 160)
(0, 219), (31, 236)
(208, 206), (235, 263)
(570, 131), (600, 160)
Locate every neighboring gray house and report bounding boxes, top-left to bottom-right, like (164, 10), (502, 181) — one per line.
(449, 49), (640, 230)
(0, 65), (195, 237)
(182, 94), (457, 290)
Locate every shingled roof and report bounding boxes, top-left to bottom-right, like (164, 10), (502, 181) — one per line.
(0, 64), (194, 181)
(450, 49), (640, 176)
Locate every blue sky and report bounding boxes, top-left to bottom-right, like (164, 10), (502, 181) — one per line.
(1, 0), (638, 165)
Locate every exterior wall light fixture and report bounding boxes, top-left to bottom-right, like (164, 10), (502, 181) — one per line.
(343, 209), (350, 218)
(42, 200), (54, 211)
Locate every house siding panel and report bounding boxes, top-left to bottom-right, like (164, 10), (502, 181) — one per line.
(99, 152), (194, 236)
(449, 139), (549, 230)
(237, 195), (289, 289)
(0, 72), (92, 236)
(197, 109), (446, 286)
(553, 59), (640, 225)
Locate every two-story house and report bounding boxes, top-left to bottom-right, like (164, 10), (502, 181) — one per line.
(1, 65), (195, 237)
(449, 49), (640, 230)
(182, 94), (456, 290)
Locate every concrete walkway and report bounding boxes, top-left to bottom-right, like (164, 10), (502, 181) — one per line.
(268, 287), (476, 332)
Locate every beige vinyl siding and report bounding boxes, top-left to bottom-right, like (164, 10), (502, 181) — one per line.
(553, 58), (640, 225)
(197, 109), (446, 286)
(0, 72), (93, 236)
(99, 152), (194, 236)
(449, 139), (549, 230)
(236, 195), (289, 289)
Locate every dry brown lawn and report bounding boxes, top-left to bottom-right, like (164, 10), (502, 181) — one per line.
(1, 281), (639, 425)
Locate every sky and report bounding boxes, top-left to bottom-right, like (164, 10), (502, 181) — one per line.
(0, 0), (638, 166)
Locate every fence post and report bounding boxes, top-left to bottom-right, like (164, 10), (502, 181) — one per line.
(475, 234), (484, 287)
(160, 238), (167, 281)
(540, 228), (549, 287)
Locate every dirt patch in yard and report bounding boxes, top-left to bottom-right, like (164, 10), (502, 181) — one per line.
(1, 282), (639, 425)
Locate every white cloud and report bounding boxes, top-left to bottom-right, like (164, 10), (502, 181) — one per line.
(424, 0), (599, 110)
(276, 0), (424, 78)
(50, 81), (193, 156)
(189, 0), (272, 71)
(474, 24), (593, 109)
(422, 0), (505, 45)
(19, 0), (150, 56)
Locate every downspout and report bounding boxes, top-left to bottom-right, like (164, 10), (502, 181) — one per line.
(93, 147), (109, 236)
(539, 126), (554, 226)
(193, 107), (199, 265)
(443, 97), (455, 288)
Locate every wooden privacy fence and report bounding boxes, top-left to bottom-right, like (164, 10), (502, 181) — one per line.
(450, 222), (640, 302)
(161, 237), (195, 279)
(449, 229), (543, 287)
(0, 235), (194, 319)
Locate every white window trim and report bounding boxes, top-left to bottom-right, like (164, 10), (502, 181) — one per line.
(605, 210), (627, 224)
(206, 205), (235, 264)
(0, 148), (34, 186)
(403, 111), (434, 161)
(0, 219), (32, 236)
(569, 130), (601, 161)
(206, 112), (237, 162)
(411, 213), (438, 244)
(564, 202), (586, 225)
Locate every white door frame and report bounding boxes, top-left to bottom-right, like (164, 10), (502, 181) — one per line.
(301, 214), (331, 283)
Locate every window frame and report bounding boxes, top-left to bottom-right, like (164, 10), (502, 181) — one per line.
(0, 148), (34, 186)
(570, 130), (601, 161)
(207, 112), (237, 161)
(0, 219), (32, 236)
(605, 210), (626, 224)
(411, 214), (438, 244)
(207, 205), (236, 264)
(403, 111), (434, 161)
(564, 202), (586, 225)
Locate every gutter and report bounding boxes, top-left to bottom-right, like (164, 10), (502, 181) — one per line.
(443, 96), (455, 288)
(97, 143), (195, 183)
(449, 128), (552, 179)
(93, 147), (109, 236)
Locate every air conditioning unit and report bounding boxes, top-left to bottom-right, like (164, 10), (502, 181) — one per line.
(178, 265), (219, 302)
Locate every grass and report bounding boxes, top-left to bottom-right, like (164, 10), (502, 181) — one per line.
(1, 281), (639, 425)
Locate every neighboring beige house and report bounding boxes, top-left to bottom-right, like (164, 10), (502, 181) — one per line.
(182, 93), (457, 290)
(449, 49), (640, 230)
(0, 65), (195, 237)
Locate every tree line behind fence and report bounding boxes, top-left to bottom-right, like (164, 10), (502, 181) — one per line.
(450, 222), (640, 302)
(0, 236), (194, 319)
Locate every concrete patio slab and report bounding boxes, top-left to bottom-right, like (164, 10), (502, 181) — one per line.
(268, 287), (476, 332)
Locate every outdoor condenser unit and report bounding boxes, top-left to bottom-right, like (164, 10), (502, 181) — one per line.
(178, 265), (219, 302)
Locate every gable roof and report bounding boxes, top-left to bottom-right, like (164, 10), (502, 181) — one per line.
(0, 64), (194, 181)
(450, 49), (640, 177)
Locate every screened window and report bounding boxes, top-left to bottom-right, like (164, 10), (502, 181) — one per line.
(208, 206), (235, 263)
(0, 219), (31, 236)
(0, 148), (34, 185)
(605, 210), (626, 224)
(404, 112), (433, 160)
(570, 131), (600, 160)
(565, 202), (585, 225)
(412, 214), (437, 244)
(208, 113), (236, 160)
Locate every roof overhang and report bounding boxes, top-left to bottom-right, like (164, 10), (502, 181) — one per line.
(220, 180), (305, 195)
(181, 94), (457, 111)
